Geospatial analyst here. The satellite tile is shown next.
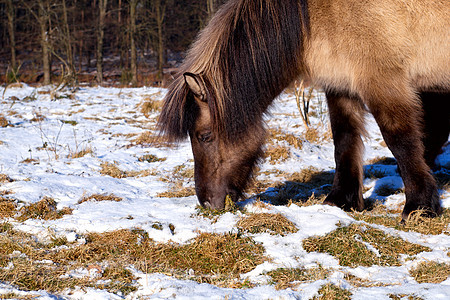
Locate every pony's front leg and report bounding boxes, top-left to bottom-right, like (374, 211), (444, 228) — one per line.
(365, 88), (442, 220)
(324, 92), (366, 211)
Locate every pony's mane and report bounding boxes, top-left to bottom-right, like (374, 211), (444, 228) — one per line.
(158, 0), (309, 142)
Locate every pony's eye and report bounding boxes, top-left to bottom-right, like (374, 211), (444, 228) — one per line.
(197, 131), (213, 143)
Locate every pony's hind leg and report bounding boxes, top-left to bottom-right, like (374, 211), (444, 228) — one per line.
(364, 87), (442, 219)
(421, 91), (450, 170)
(324, 92), (366, 211)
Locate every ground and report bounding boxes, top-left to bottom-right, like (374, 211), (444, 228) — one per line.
(0, 83), (449, 299)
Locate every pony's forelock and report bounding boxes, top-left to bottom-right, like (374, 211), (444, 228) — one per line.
(158, 0), (309, 142)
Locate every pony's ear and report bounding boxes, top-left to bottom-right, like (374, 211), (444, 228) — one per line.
(184, 72), (206, 101)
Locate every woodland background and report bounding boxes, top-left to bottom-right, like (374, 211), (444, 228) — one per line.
(0, 0), (226, 86)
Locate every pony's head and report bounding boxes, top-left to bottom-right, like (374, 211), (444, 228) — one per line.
(183, 72), (265, 208)
(158, 0), (307, 209)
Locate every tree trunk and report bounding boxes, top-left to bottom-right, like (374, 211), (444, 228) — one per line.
(207, 0), (215, 21)
(155, 0), (165, 83)
(130, 0), (138, 85)
(96, 0), (108, 85)
(6, 0), (16, 71)
(39, 0), (51, 85)
(62, 0), (76, 81)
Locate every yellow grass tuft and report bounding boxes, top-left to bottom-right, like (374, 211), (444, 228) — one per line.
(140, 99), (161, 117)
(78, 193), (123, 204)
(130, 131), (176, 148)
(0, 174), (13, 183)
(16, 197), (73, 221)
(0, 197), (17, 218)
(351, 208), (450, 235)
(268, 266), (329, 290)
(68, 146), (94, 159)
(264, 144), (291, 164)
(409, 261), (450, 283)
(237, 213), (298, 236)
(313, 283), (352, 300)
(303, 223), (430, 267)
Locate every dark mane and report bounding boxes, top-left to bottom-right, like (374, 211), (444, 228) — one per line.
(158, 0), (309, 142)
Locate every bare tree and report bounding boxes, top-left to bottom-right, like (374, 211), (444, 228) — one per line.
(38, 0), (51, 84)
(62, 0), (76, 82)
(154, 0), (165, 82)
(206, 0), (215, 21)
(96, 0), (108, 85)
(6, 0), (17, 71)
(129, 0), (138, 85)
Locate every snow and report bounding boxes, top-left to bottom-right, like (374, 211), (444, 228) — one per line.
(0, 83), (449, 299)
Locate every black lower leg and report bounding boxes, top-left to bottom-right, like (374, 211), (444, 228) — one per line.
(324, 92), (365, 211)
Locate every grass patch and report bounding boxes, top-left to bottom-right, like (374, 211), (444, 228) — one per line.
(409, 261), (450, 283)
(269, 128), (303, 149)
(237, 213), (298, 236)
(267, 266), (329, 290)
(78, 193), (123, 204)
(1, 227), (264, 294)
(264, 145), (291, 164)
(68, 146), (94, 159)
(389, 294), (423, 300)
(138, 154), (166, 163)
(99, 161), (152, 178)
(130, 131), (175, 148)
(157, 185), (196, 198)
(313, 283), (351, 300)
(19, 158), (39, 165)
(0, 197), (17, 218)
(16, 197), (73, 221)
(194, 199), (243, 221)
(351, 208), (450, 235)
(303, 223), (431, 267)
(140, 99), (161, 117)
(0, 115), (9, 127)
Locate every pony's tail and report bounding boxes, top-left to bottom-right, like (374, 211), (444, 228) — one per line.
(157, 76), (196, 142)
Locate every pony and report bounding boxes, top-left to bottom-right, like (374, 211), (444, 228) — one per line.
(158, 0), (449, 220)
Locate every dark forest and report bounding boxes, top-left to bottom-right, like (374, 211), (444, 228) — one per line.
(0, 0), (226, 86)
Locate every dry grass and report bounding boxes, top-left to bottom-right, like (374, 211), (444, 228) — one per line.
(267, 266), (329, 290)
(351, 208), (450, 235)
(16, 197), (73, 221)
(409, 261), (450, 283)
(0, 115), (9, 127)
(0, 226), (266, 294)
(237, 213), (298, 236)
(269, 128), (303, 149)
(99, 161), (127, 178)
(264, 144), (291, 164)
(130, 131), (176, 148)
(303, 223), (430, 267)
(304, 127), (321, 143)
(0, 174), (13, 183)
(157, 186), (196, 198)
(388, 294), (423, 300)
(139, 99), (161, 117)
(19, 158), (39, 165)
(0, 198), (17, 218)
(138, 154), (167, 163)
(313, 283), (352, 300)
(99, 161), (153, 178)
(68, 146), (94, 159)
(78, 193), (123, 204)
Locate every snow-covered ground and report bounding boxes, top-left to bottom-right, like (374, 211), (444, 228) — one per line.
(0, 83), (449, 299)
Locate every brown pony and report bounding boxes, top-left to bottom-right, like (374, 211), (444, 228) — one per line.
(158, 0), (449, 220)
